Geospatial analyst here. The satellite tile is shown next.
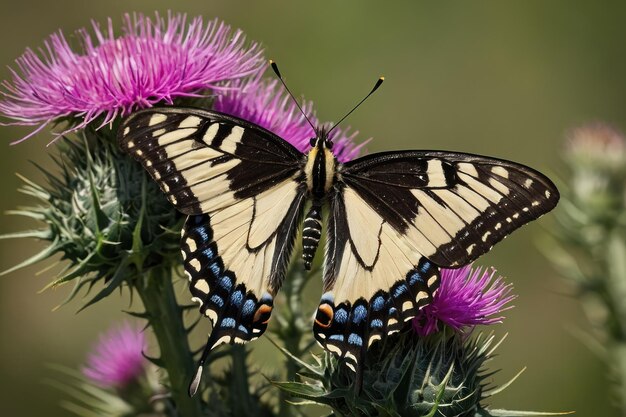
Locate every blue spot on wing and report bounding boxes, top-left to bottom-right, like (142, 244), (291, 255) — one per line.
(210, 262), (221, 277)
(329, 334), (344, 342)
(197, 225), (210, 241)
(218, 276), (232, 291)
(221, 317), (236, 328)
(202, 247), (214, 260)
(393, 284), (408, 298)
(242, 299), (256, 317)
(335, 308), (348, 324)
(421, 260), (431, 273)
(409, 272), (423, 285)
(237, 325), (249, 334)
(352, 305), (368, 324)
(370, 319), (383, 328)
(348, 333), (363, 346)
(372, 295), (385, 311)
(210, 294), (224, 307)
(230, 290), (244, 307)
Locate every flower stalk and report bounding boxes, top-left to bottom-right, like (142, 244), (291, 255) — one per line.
(544, 123), (626, 412)
(272, 259), (315, 417)
(135, 267), (203, 417)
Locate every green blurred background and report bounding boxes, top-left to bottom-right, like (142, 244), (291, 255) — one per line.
(1, 1), (625, 416)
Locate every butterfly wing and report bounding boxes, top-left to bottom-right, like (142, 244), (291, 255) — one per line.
(315, 150), (559, 369)
(119, 107), (307, 349)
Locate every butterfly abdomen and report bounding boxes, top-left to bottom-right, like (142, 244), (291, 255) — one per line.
(302, 204), (322, 270)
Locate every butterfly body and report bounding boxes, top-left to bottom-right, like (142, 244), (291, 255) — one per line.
(302, 132), (337, 269)
(118, 106), (559, 394)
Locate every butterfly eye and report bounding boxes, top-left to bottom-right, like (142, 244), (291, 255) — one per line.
(253, 304), (273, 325)
(326, 140), (334, 149)
(314, 303), (334, 328)
(309, 138), (316, 147)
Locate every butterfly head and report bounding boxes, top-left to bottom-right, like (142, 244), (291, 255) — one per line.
(309, 127), (334, 151)
(269, 60), (383, 155)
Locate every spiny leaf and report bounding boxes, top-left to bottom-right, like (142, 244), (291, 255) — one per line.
(0, 229), (48, 240)
(270, 381), (329, 400)
(0, 237), (61, 276)
(77, 259), (129, 312)
(142, 351), (165, 368)
(483, 367), (526, 398)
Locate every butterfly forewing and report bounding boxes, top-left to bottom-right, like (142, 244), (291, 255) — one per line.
(119, 108), (307, 348)
(119, 108), (303, 215)
(314, 150), (558, 369)
(341, 151), (559, 267)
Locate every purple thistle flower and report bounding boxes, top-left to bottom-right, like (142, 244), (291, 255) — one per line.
(412, 265), (515, 337)
(214, 75), (366, 162)
(83, 322), (147, 388)
(0, 12), (264, 143)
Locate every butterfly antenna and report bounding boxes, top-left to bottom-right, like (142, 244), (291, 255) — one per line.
(327, 76), (384, 136)
(270, 60), (317, 133)
(188, 330), (221, 397)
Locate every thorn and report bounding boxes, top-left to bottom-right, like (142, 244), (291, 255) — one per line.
(142, 350), (165, 367)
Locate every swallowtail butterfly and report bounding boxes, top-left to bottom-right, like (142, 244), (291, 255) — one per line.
(118, 69), (559, 395)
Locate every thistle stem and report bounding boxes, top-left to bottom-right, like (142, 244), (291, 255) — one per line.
(229, 344), (258, 415)
(135, 268), (203, 417)
(277, 265), (311, 417)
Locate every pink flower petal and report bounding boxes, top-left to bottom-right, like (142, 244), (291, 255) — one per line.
(412, 265), (516, 336)
(82, 322), (147, 388)
(0, 12), (265, 141)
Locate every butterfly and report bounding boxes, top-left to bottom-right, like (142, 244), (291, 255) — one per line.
(118, 72), (559, 396)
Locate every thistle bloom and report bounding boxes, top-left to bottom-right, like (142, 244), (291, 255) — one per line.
(412, 265), (515, 336)
(214, 75), (366, 162)
(566, 123), (625, 168)
(0, 12), (264, 142)
(83, 322), (147, 388)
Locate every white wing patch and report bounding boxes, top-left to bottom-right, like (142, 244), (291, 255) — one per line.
(205, 175), (300, 295)
(331, 222), (415, 302)
(344, 187), (384, 266)
(248, 178), (300, 249)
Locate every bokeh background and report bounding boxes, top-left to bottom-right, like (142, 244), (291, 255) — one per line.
(1, 1), (625, 416)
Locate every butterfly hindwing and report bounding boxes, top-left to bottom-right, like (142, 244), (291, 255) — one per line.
(119, 107), (307, 348)
(315, 188), (441, 369)
(315, 150), (559, 368)
(182, 189), (305, 348)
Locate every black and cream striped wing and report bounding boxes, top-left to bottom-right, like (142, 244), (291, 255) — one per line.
(314, 150), (559, 369)
(119, 107), (307, 348)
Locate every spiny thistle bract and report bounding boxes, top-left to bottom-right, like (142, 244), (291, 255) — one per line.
(274, 331), (526, 417)
(1, 125), (182, 308)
